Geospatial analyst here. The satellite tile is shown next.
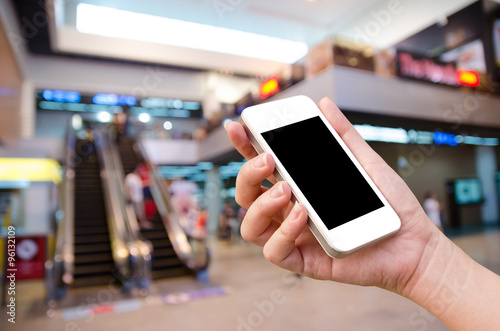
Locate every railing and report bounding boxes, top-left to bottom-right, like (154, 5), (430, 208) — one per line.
(46, 129), (76, 301)
(137, 140), (209, 272)
(95, 132), (152, 290)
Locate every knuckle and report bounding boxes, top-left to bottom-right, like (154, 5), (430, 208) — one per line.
(262, 244), (275, 263)
(279, 223), (291, 239)
(234, 189), (245, 208)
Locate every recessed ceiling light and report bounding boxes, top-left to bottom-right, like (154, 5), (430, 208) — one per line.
(163, 121), (173, 130)
(97, 111), (112, 123)
(138, 113), (151, 123)
(76, 4), (308, 64)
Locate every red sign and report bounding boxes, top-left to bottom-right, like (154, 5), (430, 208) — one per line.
(259, 76), (280, 99)
(457, 69), (480, 87)
(15, 236), (46, 280)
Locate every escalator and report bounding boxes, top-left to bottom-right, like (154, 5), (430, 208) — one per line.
(72, 139), (116, 287)
(117, 137), (192, 280)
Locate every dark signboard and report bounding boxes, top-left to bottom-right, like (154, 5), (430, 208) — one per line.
(396, 51), (458, 86)
(36, 90), (203, 119)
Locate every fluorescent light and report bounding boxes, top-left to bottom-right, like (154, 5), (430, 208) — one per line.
(97, 111), (112, 123)
(163, 121), (173, 130)
(138, 113), (151, 123)
(76, 4), (308, 64)
(72, 114), (83, 130)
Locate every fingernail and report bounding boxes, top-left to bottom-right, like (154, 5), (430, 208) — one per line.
(270, 182), (285, 199)
(223, 120), (232, 131)
(254, 153), (268, 169)
(290, 202), (302, 221)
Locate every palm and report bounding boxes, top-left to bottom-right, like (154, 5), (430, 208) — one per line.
(269, 160), (433, 295)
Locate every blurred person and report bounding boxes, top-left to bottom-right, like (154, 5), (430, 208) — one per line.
(193, 124), (207, 141)
(424, 191), (444, 232)
(170, 177), (199, 234)
(225, 97), (500, 331)
(125, 167), (152, 229)
(219, 202), (235, 243)
(231, 206), (246, 243)
(138, 162), (157, 221)
(193, 207), (208, 240)
(137, 162), (152, 200)
(113, 111), (127, 143)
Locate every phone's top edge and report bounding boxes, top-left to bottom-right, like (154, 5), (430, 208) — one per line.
(241, 95), (313, 117)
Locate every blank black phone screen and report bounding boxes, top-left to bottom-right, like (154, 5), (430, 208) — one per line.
(261, 116), (384, 230)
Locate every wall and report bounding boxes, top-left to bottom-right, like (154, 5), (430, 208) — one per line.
(371, 142), (482, 225)
(22, 182), (53, 235)
(270, 67), (500, 128)
(0, 14), (23, 142)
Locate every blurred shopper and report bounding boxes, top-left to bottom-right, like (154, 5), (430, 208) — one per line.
(113, 111), (127, 143)
(424, 191), (444, 232)
(226, 97), (500, 331)
(138, 162), (157, 221)
(137, 163), (152, 200)
(193, 207), (208, 240)
(170, 177), (199, 235)
(231, 206), (246, 243)
(219, 202), (234, 243)
(125, 167), (152, 229)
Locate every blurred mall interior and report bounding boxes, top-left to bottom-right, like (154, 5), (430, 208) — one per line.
(1, 0), (500, 330)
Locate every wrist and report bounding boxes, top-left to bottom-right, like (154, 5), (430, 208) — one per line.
(402, 229), (474, 320)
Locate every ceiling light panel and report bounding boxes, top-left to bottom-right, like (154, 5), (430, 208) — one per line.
(76, 3), (308, 64)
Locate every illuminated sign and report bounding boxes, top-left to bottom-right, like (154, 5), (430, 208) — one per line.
(0, 158), (62, 184)
(42, 89), (81, 103)
(397, 52), (458, 86)
(36, 90), (203, 118)
(93, 94), (136, 106)
(456, 69), (480, 87)
(433, 131), (458, 146)
(353, 125), (498, 147)
(259, 76), (280, 99)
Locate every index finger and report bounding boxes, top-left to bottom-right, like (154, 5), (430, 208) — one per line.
(225, 121), (258, 161)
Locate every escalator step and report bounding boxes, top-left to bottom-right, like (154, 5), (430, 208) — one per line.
(74, 243), (112, 254)
(75, 226), (109, 235)
(74, 253), (113, 264)
(74, 234), (111, 244)
(140, 231), (170, 240)
(152, 267), (192, 280)
(74, 221), (108, 227)
(146, 238), (173, 249)
(153, 247), (177, 258)
(72, 274), (117, 288)
(74, 263), (115, 275)
(152, 257), (184, 269)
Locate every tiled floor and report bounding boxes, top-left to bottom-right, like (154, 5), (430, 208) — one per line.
(4, 230), (500, 331)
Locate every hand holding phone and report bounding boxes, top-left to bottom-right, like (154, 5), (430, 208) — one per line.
(226, 97), (437, 293)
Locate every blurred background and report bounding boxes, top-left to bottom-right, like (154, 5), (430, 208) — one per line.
(1, 0), (500, 330)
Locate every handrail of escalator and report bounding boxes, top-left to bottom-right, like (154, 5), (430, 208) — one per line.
(47, 128), (76, 301)
(107, 133), (153, 289)
(136, 140), (209, 272)
(94, 131), (152, 290)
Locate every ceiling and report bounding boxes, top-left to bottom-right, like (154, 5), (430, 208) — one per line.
(10, 0), (481, 76)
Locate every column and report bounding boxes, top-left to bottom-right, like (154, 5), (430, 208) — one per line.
(475, 146), (499, 224)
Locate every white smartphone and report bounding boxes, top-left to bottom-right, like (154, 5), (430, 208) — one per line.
(240, 95), (401, 258)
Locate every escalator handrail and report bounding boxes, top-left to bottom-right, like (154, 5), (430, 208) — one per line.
(49, 128), (76, 299)
(94, 131), (134, 284)
(136, 140), (209, 271)
(107, 134), (152, 286)
(95, 131), (152, 288)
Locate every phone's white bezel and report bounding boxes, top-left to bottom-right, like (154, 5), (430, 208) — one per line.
(241, 95), (401, 257)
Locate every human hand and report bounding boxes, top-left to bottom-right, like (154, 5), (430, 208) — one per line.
(225, 97), (443, 295)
